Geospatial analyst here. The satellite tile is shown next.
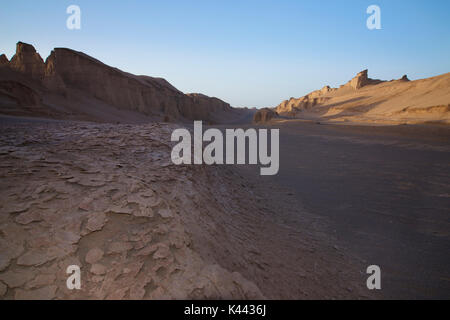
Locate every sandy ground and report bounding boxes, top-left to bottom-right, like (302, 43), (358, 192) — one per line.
(230, 120), (450, 299)
(0, 118), (374, 300)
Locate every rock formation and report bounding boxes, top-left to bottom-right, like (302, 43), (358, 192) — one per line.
(253, 108), (278, 123)
(0, 41), (236, 123)
(399, 75), (410, 81)
(0, 54), (8, 66)
(275, 85), (335, 115)
(275, 70), (393, 115)
(274, 69), (450, 124)
(9, 42), (45, 79)
(344, 69), (383, 89)
(0, 81), (42, 107)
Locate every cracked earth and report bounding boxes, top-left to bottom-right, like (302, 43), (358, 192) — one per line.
(0, 121), (368, 299)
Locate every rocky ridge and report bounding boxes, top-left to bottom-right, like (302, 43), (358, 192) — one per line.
(0, 42), (234, 123)
(275, 69), (394, 115)
(273, 69), (450, 124)
(253, 108), (278, 124)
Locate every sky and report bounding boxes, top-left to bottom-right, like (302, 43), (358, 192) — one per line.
(1, 0), (449, 108)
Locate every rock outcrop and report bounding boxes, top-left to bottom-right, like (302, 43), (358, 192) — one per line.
(343, 69), (383, 89)
(185, 93), (232, 122)
(399, 75), (410, 82)
(349, 69), (369, 89)
(274, 69), (450, 124)
(276, 85), (334, 115)
(9, 42), (45, 79)
(253, 108), (278, 123)
(0, 41), (235, 123)
(0, 81), (42, 107)
(276, 70), (395, 115)
(0, 54), (8, 66)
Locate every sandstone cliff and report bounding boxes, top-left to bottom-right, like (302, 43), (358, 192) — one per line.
(0, 42), (236, 123)
(343, 69), (383, 90)
(9, 42), (46, 79)
(274, 69), (450, 124)
(276, 85), (335, 116)
(275, 70), (386, 115)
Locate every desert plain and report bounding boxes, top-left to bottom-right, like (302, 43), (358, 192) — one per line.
(0, 42), (449, 299)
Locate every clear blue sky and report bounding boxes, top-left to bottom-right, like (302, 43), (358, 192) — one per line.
(1, 0), (449, 108)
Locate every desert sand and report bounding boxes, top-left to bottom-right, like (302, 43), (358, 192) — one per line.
(229, 120), (450, 299)
(0, 119), (373, 299)
(0, 41), (449, 300)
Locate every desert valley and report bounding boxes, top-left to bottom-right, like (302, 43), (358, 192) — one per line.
(0, 41), (449, 300)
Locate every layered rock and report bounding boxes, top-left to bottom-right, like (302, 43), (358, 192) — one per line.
(343, 69), (383, 89)
(276, 70), (389, 115)
(43, 47), (187, 117)
(0, 81), (41, 107)
(274, 69), (450, 124)
(185, 93), (232, 122)
(276, 86), (334, 115)
(0, 41), (234, 123)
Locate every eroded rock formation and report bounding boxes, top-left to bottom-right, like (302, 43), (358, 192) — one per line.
(0, 54), (8, 66)
(344, 69), (383, 89)
(275, 85), (335, 115)
(9, 42), (45, 79)
(253, 108), (278, 123)
(275, 70), (411, 116)
(274, 69), (450, 124)
(0, 42), (234, 123)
